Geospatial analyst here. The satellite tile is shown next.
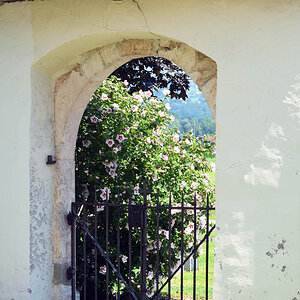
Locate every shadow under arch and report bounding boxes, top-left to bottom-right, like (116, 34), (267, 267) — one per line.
(32, 36), (217, 298)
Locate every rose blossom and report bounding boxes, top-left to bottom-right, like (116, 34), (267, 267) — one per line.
(99, 266), (107, 275)
(191, 181), (198, 189)
(113, 146), (121, 153)
(145, 137), (151, 143)
(108, 160), (118, 169)
(144, 91), (152, 98)
(131, 105), (138, 112)
(169, 115), (175, 122)
(162, 89), (170, 96)
(90, 115), (98, 123)
(162, 154), (169, 161)
(149, 98), (157, 105)
(106, 108), (112, 114)
(108, 169), (117, 177)
(133, 186), (140, 195)
(106, 139), (115, 147)
(158, 111), (165, 117)
(116, 134), (126, 143)
(123, 80), (128, 86)
(147, 271), (154, 280)
(165, 103), (171, 110)
(96, 204), (104, 212)
(173, 134), (180, 142)
(101, 94), (108, 100)
(100, 187), (111, 200)
(180, 181), (187, 189)
(113, 103), (119, 111)
(189, 162), (195, 170)
(82, 140), (91, 147)
(174, 146), (180, 154)
(133, 94), (143, 103)
(184, 223), (194, 235)
(211, 162), (216, 171)
(203, 179), (209, 186)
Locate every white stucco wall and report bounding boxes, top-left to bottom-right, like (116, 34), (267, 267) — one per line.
(0, 0), (299, 299)
(0, 3), (33, 299)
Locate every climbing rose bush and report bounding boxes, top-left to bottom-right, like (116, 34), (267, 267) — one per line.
(75, 76), (215, 297)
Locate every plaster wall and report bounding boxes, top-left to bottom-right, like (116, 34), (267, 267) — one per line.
(0, 0), (300, 299)
(0, 3), (33, 299)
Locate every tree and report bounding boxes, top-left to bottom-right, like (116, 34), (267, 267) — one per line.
(111, 57), (190, 100)
(75, 76), (215, 297)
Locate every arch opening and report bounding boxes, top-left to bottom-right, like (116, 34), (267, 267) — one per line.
(52, 38), (217, 298)
(74, 55), (216, 298)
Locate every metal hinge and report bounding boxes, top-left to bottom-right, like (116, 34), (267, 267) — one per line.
(67, 266), (75, 280)
(67, 212), (75, 225)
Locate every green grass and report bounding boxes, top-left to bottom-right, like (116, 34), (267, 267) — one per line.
(160, 211), (215, 300)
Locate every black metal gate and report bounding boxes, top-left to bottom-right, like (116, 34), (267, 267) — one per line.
(67, 182), (215, 300)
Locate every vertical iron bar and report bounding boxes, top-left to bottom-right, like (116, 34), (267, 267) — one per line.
(71, 203), (76, 300)
(141, 182), (148, 300)
(106, 191), (109, 300)
(168, 192), (172, 299)
(206, 194), (210, 300)
(83, 198), (87, 300)
(180, 192), (184, 300)
(94, 187), (98, 300)
(128, 191), (132, 300)
(117, 188), (121, 299)
(193, 192), (197, 300)
(155, 194), (160, 300)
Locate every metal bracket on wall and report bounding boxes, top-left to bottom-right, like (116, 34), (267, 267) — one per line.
(46, 155), (56, 165)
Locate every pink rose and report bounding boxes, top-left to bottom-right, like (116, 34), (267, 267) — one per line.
(174, 146), (180, 154)
(162, 155), (168, 161)
(133, 186), (140, 195)
(173, 134), (180, 142)
(116, 134), (125, 143)
(158, 111), (165, 117)
(106, 139), (115, 147)
(162, 89), (170, 96)
(90, 115), (98, 123)
(99, 266), (107, 275)
(131, 105), (138, 112)
(101, 94), (108, 100)
(144, 91), (152, 98)
(82, 140), (91, 147)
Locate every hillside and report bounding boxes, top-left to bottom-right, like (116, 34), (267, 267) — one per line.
(155, 80), (216, 136)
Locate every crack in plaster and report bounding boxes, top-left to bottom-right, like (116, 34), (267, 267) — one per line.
(131, 0), (160, 39)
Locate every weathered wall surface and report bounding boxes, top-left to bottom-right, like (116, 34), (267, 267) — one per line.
(0, 0), (299, 299)
(0, 3), (33, 300)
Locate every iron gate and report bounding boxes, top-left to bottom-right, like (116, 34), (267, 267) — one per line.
(67, 182), (215, 300)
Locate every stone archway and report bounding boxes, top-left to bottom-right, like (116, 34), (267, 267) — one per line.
(53, 38), (217, 297)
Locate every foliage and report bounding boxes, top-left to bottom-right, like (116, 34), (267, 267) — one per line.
(75, 76), (216, 298)
(111, 57), (190, 100)
(171, 114), (216, 137)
